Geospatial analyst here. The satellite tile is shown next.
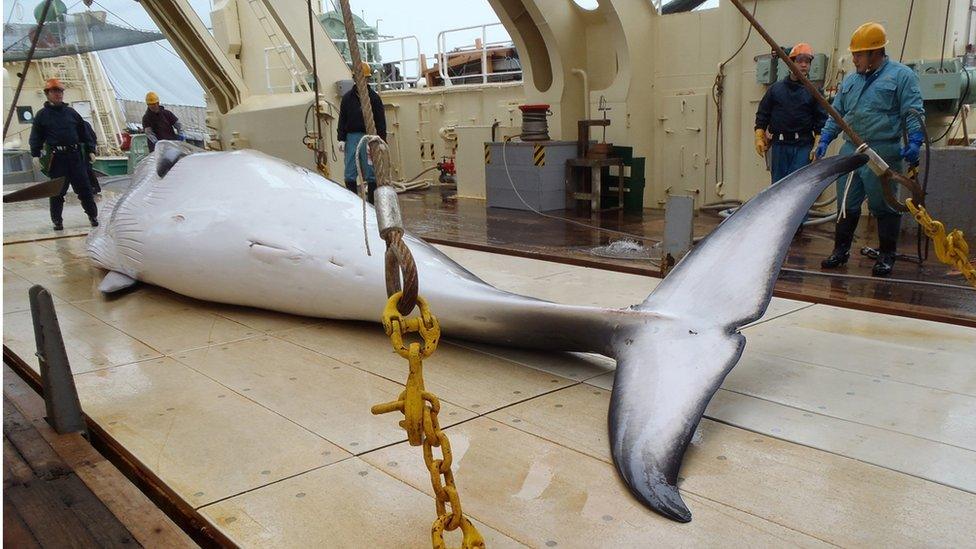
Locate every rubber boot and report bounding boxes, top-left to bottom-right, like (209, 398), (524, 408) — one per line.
(872, 214), (900, 277)
(821, 210), (860, 268)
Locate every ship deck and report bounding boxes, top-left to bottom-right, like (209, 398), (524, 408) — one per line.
(3, 229), (975, 546)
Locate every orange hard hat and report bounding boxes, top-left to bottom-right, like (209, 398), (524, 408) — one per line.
(849, 22), (888, 53)
(789, 43), (814, 59)
(43, 78), (64, 91)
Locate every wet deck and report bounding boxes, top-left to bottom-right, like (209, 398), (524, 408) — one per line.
(396, 190), (976, 326)
(3, 234), (975, 547)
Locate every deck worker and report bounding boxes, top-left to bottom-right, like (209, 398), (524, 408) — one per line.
(815, 22), (925, 277)
(82, 119), (102, 194)
(337, 62), (387, 203)
(754, 43), (827, 185)
(29, 78), (99, 231)
(142, 91), (184, 153)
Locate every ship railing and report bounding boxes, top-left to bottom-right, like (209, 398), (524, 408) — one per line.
(263, 45), (306, 94)
(435, 23), (521, 86)
(332, 36), (424, 90)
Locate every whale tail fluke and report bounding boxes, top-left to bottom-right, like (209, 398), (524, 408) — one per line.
(610, 154), (868, 522)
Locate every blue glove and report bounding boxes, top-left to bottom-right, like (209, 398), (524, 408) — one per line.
(900, 132), (924, 164)
(176, 133), (186, 142)
(815, 129), (836, 159)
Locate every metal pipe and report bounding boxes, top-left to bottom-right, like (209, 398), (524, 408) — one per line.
(661, 0), (711, 14)
(3, 0), (54, 139)
(306, 0), (327, 176)
(571, 68), (590, 119)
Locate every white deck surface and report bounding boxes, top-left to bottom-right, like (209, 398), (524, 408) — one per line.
(3, 236), (975, 547)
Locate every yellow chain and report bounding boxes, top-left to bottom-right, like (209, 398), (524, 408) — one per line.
(372, 293), (486, 549)
(905, 199), (976, 287)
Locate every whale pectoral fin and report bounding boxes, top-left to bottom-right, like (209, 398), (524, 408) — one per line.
(609, 324), (743, 523)
(98, 271), (138, 293)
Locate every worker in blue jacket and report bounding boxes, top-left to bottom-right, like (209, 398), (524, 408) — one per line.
(754, 43), (827, 185)
(815, 22), (925, 277)
(29, 78), (99, 231)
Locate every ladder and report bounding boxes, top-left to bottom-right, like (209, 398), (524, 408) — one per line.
(245, 0), (311, 93)
(76, 52), (123, 156)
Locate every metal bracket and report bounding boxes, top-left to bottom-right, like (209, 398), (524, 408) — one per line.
(29, 285), (88, 436)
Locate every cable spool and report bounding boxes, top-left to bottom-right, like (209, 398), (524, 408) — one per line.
(519, 104), (551, 141)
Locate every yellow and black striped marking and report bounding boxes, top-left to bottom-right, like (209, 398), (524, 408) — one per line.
(533, 144), (546, 166)
(484, 144), (491, 164)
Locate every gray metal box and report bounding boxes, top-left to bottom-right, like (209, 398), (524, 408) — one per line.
(485, 140), (577, 211)
(916, 147), (976, 242)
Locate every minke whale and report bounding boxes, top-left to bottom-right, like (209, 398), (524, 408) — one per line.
(87, 141), (867, 522)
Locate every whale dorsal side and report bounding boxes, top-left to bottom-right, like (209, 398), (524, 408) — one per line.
(155, 141), (201, 178)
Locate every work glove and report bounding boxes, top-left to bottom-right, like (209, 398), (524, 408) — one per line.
(31, 156), (42, 174)
(809, 134), (821, 161)
(89, 152), (96, 163)
(338, 141), (345, 153)
(754, 128), (769, 158)
(814, 129), (836, 159)
(177, 133), (186, 142)
(900, 131), (924, 165)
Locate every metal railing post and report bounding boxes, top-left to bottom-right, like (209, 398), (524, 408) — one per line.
(482, 25), (488, 84)
(29, 285), (88, 436)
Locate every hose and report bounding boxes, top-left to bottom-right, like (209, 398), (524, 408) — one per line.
(903, 108), (931, 263)
(779, 267), (974, 290)
(929, 69), (971, 144)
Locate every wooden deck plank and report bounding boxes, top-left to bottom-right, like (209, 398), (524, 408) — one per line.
(4, 396), (140, 548)
(3, 366), (196, 548)
(3, 493), (42, 549)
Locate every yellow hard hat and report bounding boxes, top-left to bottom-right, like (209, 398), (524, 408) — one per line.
(145, 91), (159, 105)
(849, 22), (888, 53)
(360, 61), (371, 77)
(789, 42), (814, 59)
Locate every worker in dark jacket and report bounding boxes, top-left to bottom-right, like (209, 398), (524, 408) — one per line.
(142, 91), (183, 152)
(82, 120), (101, 194)
(29, 78), (99, 231)
(337, 62), (387, 203)
(754, 43), (828, 185)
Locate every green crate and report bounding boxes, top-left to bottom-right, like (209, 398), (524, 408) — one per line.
(600, 147), (645, 213)
(126, 134), (150, 174)
(93, 158), (128, 176)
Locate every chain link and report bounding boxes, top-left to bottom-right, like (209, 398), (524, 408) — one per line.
(372, 293), (486, 549)
(906, 199), (976, 287)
